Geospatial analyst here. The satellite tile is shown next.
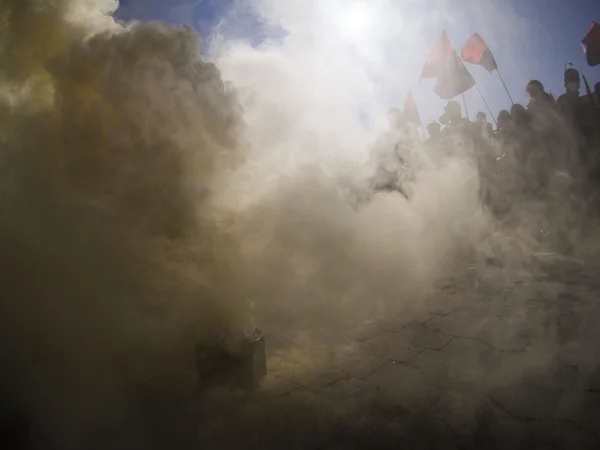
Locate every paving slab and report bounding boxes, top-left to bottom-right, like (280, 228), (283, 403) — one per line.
(359, 330), (425, 363)
(195, 257), (600, 449)
(366, 361), (441, 412)
(410, 338), (505, 391)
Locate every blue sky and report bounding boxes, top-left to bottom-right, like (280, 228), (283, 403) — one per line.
(113, 0), (600, 126)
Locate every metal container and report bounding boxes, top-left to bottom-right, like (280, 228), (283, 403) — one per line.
(195, 329), (266, 390)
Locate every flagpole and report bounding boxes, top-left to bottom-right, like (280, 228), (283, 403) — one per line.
(475, 86), (497, 126)
(496, 69), (514, 105)
(582, 74), (597, 107)
(461, 93), (470, 120)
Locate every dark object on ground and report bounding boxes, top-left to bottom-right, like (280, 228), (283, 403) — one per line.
(195, 329), (267, 391)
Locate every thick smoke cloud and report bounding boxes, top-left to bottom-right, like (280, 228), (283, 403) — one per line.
(0, 0), (254, 446)
(210, 0), (525, 332)
(0, 0), (592, 448)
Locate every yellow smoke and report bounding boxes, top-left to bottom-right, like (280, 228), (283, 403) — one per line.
(0, 2), (254, 444)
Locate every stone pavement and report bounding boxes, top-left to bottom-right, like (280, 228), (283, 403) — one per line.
(196, 256), (600, 449)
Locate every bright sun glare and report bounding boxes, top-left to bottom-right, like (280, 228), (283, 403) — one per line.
(337, 2), (374, 40)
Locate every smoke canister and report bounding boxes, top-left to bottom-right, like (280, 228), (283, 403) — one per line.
(243, 329), (267, 388)
(195, 329), (267, 390)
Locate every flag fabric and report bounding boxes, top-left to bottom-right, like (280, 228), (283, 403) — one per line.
(461, 33), (498, 72)
(582, 22), (600, 67)
(403, 89), (421, 126)
(548, 91), (558, 105)
(421, 31), (476, 100)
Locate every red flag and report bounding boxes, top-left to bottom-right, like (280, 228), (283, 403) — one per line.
(403, 89), (421, 126)
(582, 22), (600, 67)
(461, 33), (498, 72)
(421, 31), (476, 100)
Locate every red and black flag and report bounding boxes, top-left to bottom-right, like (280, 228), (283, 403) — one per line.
(582, 22), (600, 67)
(421, 31), (475, 100)
(403, 89), (421, 126)
(461, 33), (498, 72)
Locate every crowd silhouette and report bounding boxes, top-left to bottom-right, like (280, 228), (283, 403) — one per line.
(373, 67), (600, 222)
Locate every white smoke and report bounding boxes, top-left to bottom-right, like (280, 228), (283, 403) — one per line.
(208, 0), (494, 333)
